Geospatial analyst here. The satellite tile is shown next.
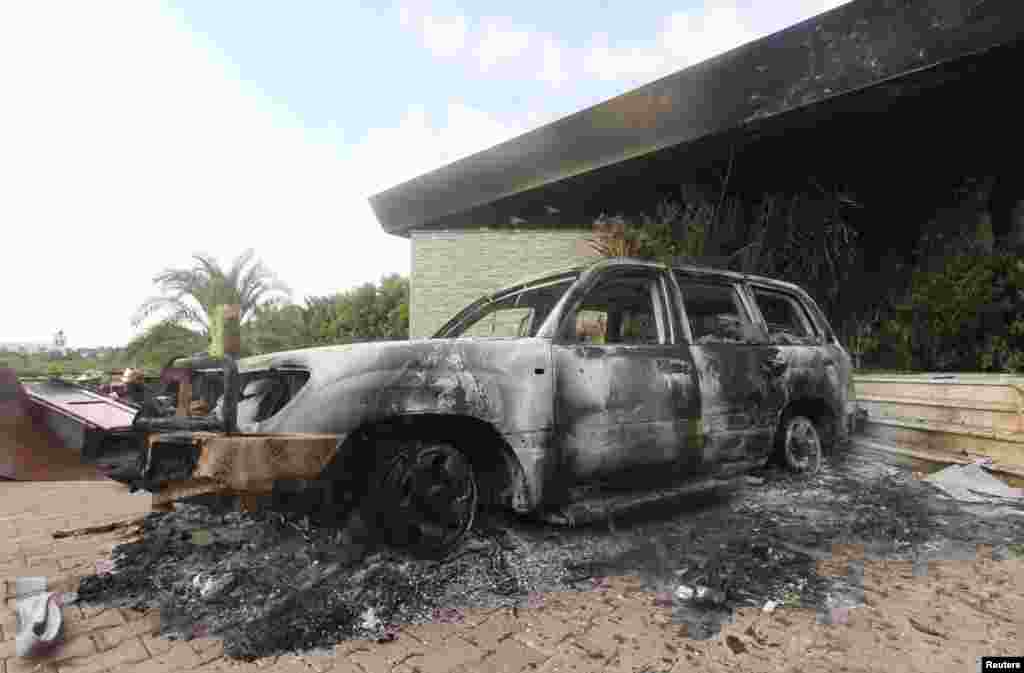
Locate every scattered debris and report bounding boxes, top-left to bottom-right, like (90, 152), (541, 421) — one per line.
(745, 476), (765, 486)
(192, 573), (237, 600)
(762, 600), (778, 613)
(724, 634), (748, 654)
(14, 578), (76, 658)
(52, 517), (147, 539)
(908, 616), (948, 639)
(923, 464), (1024, 503)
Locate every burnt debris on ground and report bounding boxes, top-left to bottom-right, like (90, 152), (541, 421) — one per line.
(75, 446), (1024, 660)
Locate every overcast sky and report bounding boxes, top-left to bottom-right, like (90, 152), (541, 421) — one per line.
(1, 0), (846, 348)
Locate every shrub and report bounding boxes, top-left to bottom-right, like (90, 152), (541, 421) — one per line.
(902, 253), (1024, 372)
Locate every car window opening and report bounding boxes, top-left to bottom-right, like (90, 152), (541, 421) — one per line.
(571, 274), (666, 345)
(752, 288), (820, 346)
(676, 277), (759, 344)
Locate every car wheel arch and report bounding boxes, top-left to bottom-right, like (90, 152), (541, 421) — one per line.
(774, 396), (842, 455)
(320, 413), (531, 512)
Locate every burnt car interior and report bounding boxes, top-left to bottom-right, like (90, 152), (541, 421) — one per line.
(751, 287), (820, 345)
(676, 278), (759, 343)
(570, 274), (666, 345)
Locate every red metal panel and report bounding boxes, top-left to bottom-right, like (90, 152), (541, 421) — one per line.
(23, 381), (136, 431)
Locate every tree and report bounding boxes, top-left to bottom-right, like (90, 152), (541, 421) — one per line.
(243, 274), (410, 353)
(328, 274), (409, 343)
(122, 321), (210, 371)
(132, 249), (290, 336)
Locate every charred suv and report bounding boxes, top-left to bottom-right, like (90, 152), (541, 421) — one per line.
(126, 258), (855, 555)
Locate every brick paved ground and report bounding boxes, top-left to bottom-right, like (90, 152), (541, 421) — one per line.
(2, 481), (1021, 673)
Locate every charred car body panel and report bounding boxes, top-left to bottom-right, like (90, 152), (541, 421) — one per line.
(128, 258), (853, 525)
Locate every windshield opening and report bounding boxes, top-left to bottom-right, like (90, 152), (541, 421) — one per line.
(436, 275), (577, 339)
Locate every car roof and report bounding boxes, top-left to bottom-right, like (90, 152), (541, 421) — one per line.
(495, 257), (808, 296)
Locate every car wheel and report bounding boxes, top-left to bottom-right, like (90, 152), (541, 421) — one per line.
(781, 414), (822, 474)
(367, 440), (478, 556)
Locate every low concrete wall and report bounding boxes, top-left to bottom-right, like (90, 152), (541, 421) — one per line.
(853, 373), (1024, 473)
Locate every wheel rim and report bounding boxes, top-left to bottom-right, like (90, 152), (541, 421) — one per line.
(381, 444), (477, 553)
(785, 417), (821, 473)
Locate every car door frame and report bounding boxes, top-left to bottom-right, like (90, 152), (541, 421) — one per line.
(549, 262), (700, 490)
(665, 269), (782, 469)
(741, 281), (850, 448)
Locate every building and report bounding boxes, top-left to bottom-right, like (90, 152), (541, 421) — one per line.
(370, 0), (1024, 338)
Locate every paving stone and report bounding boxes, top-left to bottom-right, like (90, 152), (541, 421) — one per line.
(140, 634), (175, 657)
(1, 560), (57, 578)
(54, 637), (150, 673)
(1, 611), (15, 641)
(511, 613), (576, 658)
(94, 613), (162, 651)
(390, 665), (416, 673)
(190, 638), (225, 664)
(573, 618), (624, 660)
(402, 636), (486, 673)
(63, 607), (125, 638)
(459, 611), (525, 651)
(475, 637), (549, 673)
(604, 632), (681, 673)
(361, 634), (423, 666)
(4, 656), (61, 673)
(533, 644), (606, 673)
(263, 655), (319, 673)
(130, 641), (201, 673)
(346, 650), (391, 673)
(538, 596), (611, 627)
(401, 621), (463, 649)
(118, 608), (157, 623)
(1, 633), (96, 665)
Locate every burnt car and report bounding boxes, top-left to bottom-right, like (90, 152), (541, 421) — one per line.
(135, 258), (855, 555)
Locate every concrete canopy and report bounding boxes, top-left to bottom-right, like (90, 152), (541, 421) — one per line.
(369, 0), (1024, 237)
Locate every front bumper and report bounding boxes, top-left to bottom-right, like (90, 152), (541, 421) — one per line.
(132, 431), (345, 508)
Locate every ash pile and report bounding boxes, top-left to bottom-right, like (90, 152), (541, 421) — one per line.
(73, 448), (1024, 662)
(76, 503), (560, 661)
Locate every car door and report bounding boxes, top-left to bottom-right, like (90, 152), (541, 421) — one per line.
(670, 271), (783, 465)
(552, 265), (700, 486)
(745, 283), (846, 439)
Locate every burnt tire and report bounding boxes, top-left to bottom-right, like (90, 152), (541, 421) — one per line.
(363, 440), (478, 557)
(778, 414), (823, 475)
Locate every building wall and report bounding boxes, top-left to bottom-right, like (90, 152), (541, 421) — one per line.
(410, 229), (598, 338)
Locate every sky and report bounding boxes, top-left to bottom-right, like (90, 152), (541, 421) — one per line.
(1, 0), (847, 348)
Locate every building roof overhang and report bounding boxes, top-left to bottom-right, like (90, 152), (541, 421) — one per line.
(369, 0), (1024, 238)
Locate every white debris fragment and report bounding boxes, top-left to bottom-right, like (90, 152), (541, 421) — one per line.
(762, 600), (778, 613)
(192, 573), (236, 600)
(694, 586), (726, 604)
(15, 578), (66, 657)
(675, 585), (695, 600)
(359, 607), (382, 631)
(923, 464), (1023, 503)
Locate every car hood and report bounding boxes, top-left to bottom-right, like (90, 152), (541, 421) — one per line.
(247, 337), (554, 434)
(239, 338), (538, 377)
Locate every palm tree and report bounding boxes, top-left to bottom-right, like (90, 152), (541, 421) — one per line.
(132, 249), (291, 337)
